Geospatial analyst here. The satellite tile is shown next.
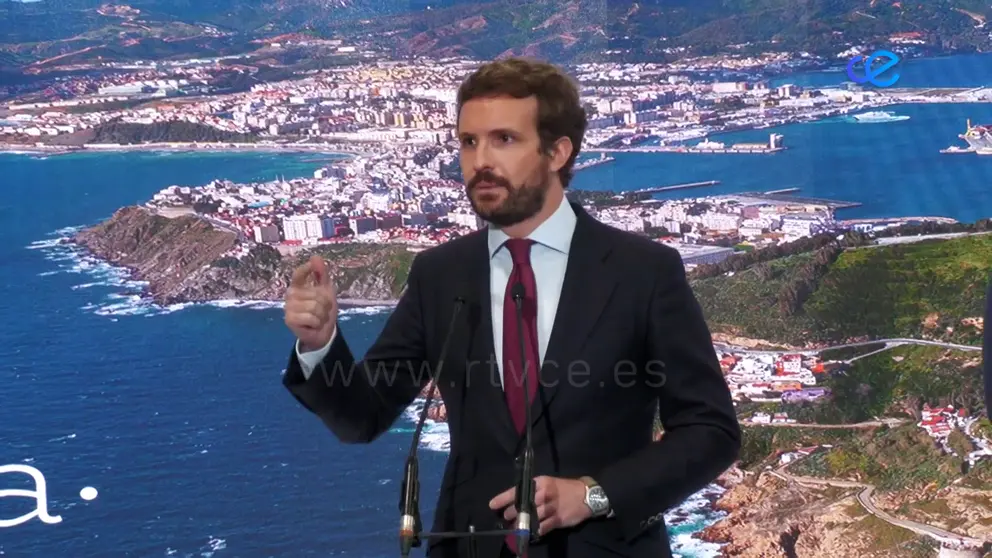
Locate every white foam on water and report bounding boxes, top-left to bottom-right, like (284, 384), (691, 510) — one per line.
(401, 398), (451, 453)
(161, 536), (228, 558)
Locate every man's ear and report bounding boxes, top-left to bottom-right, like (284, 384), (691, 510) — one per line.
(548, 136), (574, 173)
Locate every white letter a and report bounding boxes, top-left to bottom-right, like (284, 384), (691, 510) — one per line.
(0, 464), (63, 527)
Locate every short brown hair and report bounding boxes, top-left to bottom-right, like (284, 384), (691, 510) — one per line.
(456, 57), (587, 188)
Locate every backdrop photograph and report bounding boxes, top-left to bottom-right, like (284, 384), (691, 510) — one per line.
(1, 0), (992, 557)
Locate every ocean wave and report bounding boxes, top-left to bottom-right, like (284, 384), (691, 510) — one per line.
(400, 398), (451, 453)
(394, 401), (726, 558)
(163, 536), (227, 557)
(27, 228), (394, 319)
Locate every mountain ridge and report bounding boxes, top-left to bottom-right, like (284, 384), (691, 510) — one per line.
(1, 0), (989, 68)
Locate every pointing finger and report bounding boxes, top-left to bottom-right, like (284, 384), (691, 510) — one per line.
(290, 261), (312, 288)
(310, 255), (329, 286)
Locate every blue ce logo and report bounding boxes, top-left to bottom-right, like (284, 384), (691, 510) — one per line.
(846, 50), (901, 87)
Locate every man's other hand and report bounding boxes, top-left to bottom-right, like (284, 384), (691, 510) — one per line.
(489, 476), (592, 536)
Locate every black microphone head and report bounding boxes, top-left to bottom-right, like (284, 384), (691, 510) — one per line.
(511, 282), (525, 301)
(453, 281), (475, 305)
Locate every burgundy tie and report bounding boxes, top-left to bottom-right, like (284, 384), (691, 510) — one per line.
(501, 238), (539, 556)
(502, 238), (539, 432)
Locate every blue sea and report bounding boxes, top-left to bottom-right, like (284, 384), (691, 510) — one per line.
(2, 55), (991, 558)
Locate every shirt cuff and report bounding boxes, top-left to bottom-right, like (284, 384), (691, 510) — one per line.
(295, 326), (336, 380)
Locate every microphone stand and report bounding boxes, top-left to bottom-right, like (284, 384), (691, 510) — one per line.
(397, 292), (532, 557)
(511, 283), (537, 556)
(399, 296), (516, 557)
(399, 296), (464, 556)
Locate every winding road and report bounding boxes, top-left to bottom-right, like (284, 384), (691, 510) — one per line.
(715, 337), (980, 356)
(741, 418), (908, 429)
(732, 336), (986, 551)
(771, 455), (986, 550)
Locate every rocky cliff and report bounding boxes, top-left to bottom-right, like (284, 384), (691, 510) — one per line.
(699, 468), (992, 558)
(71, 206), (417, 304)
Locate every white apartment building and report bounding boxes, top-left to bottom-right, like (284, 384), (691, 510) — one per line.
(281, 214), (323, 241)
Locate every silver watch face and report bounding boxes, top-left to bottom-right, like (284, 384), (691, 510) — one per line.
(586, 486), (609, 514)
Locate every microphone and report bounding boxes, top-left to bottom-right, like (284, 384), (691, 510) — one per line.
(400, 292), (468, 557)
(510, 282), (536, 556)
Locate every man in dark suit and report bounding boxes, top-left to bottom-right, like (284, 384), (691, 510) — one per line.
(282, 57), (741, 558)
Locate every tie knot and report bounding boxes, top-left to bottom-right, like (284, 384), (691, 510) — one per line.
(504, 238), (533, 265)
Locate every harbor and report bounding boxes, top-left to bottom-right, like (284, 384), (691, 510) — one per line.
(573, 153), (615, 171)
(589, 133), (786, 154)
(623, 180), (719, 195)
(732, 191), (863, 210)
(590, 144), (785, 154)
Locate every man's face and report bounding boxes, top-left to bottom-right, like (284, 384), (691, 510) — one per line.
(457, 95), (552, 227)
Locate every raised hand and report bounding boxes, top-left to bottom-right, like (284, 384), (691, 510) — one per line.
(284, 255), (338, 352)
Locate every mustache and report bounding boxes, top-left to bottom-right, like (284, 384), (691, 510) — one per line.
(468, 171), (511, 190)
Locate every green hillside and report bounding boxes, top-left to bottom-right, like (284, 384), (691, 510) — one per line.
(2, 0), (989, 67)
(692, 234), (992, 346)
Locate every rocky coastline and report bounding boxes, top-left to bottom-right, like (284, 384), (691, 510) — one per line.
(419, 381), (447, 422)
(412, 375), (992, 558)
(69, 205), (415, 306)
(698, 467), (992, 557)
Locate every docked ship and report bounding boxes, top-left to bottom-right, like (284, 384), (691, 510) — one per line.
(852, 110), (910, 123)
(961, 119), (992, 153)
(941, 120), (992, 154)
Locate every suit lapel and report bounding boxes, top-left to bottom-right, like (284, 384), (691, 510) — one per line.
(462, 231), (519, 454)
(532, 204), (618, 426)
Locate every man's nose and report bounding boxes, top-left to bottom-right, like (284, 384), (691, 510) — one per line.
(473, 142), (494, 171)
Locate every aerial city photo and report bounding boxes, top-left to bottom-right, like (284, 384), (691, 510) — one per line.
(2, 0), (992, 557)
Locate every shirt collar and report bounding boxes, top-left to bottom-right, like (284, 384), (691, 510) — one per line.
(487, 194), (576, 258)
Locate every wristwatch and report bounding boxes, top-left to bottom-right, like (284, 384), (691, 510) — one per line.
(579, 476), (611, 518)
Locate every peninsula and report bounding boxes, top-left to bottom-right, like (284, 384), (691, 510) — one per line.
(71, 205), (414, 305)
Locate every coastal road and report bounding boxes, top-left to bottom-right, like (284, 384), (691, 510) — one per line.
(715, 337), (980, 356)
(773, 456), (986, 549)
(872, 231), (989, 246)
(740, 418), (908, 429)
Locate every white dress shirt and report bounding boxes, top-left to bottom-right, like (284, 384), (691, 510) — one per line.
(295, 194), (577, 385)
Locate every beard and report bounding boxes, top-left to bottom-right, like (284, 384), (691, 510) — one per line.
(467, 168), (551, 228)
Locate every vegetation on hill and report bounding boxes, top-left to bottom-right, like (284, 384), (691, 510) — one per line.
(811, 345), (979, 422)
(737, 345), (983, 427)
(2, 0), (989, 67)
(292, 242), (417, 299)
(788, 424), (992, 491)
(87, 121), (258, 144)
(692, 233), (992, 346)
(739, 422), (992, 493)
